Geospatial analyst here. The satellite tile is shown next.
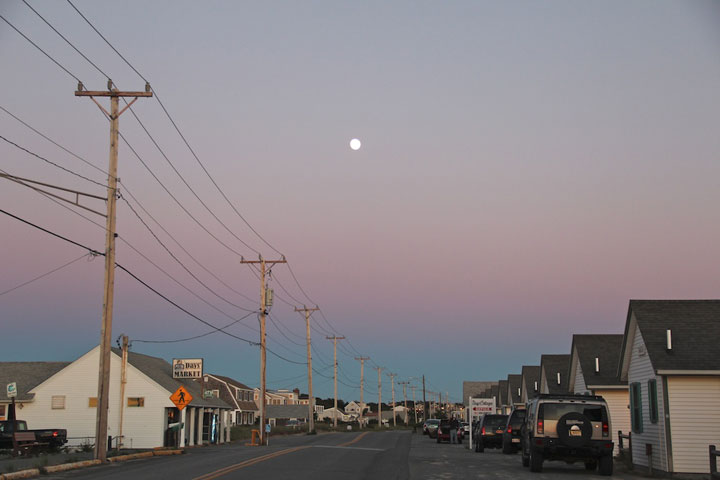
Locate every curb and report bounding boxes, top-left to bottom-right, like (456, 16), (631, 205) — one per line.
(0, 469), (40, 480)
(152, 449), (183, 456)
(107, 451), (154, 462)
(42, 459), (102, 473)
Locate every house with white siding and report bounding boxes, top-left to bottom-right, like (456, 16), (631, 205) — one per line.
(0, 346), (232, 449)
(539, 354), (570, 394)
(520, 365), (541, 404)
(618, 300), (720, 475)
(568, 334), (629, 455)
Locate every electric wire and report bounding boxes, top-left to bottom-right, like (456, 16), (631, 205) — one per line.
(0, 252), (94, 297)
(132, 311), (256, 344)
(0, 13), (82, 83)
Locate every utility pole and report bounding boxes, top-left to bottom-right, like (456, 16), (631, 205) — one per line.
(422, 375), (427, 421)
(398, 381), (409, 425)
(75, 80), (152, 462)
(241, 255), (286, 445)
(374, 367), (383, 427)
(117, 335), (129, 450)
(354, 356), (369, 429)
(326, 335), (345, 428)
(410, 385), (418, 424)
(294, 306), (318, 434)
(387, 373), (397, 427)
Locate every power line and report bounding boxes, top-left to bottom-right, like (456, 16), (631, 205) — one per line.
(132, 311), (256, 344)
(0, 252), (94, 297)
(0, 13), (82, 83)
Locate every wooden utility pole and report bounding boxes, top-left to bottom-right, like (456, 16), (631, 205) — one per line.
(422, 375), (427, 421)
(295, 306), (318, 433)
(387, 373), (397, 426)
(398, 381), (409, 425)
(117, 335), (129, 450)
(354, 356), (369, 429)
(241, 255), (286, 445)
(374, 367), (383, 427)
(75, 81), (152, 462)
(326, 335), (345, 428)
(410, 385), (418, 424)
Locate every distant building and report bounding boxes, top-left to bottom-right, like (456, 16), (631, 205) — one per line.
(462, 381), (497, 405)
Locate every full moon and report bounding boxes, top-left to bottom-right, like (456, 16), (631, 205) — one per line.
(349, 138), (362, 151)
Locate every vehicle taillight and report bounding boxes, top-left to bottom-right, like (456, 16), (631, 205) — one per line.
(481, 426), (485, 435)
(602, 422), (609, 437)
(507, 426), (512, 434)
(52, 431), (58, 437)
(537, 420), (543, 435)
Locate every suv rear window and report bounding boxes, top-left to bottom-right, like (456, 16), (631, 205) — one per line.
(539, 403), (606, 422)
(509, 410), (526, 428)
(483, 415), (507, 429)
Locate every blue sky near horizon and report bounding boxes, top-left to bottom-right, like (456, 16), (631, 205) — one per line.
(1, 0), (719, 403)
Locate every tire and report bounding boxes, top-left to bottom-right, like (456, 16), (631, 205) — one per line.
(556, 412), (593, 448)
(598, 455), (613, 476)
(521, 441), (530, 467)
(529, 448), (543, 473)
(585, 460), (597, 470)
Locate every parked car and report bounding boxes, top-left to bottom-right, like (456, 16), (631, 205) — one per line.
(461, 421), (470, 436)
(423, 419), (441, 437)
(473, 414), (508, 452)
(436, 419), (463, 444)
(502, 408), (526, 454)
(0, 420), (67, 450)
(521, 394), (613, 475)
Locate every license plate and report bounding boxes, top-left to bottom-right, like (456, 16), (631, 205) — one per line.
(512, 438), (520, 443)
(496, 430), (504, 434)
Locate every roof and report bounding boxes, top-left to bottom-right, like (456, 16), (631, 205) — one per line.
(462, 381), (497, 405)
(237, 401), (258, 411)
(507, 374), (522, 404)
(621, 300), (720, 375)
(489, 384), (499, 400)
(571, 334), (624, 387)
(498, 380), (508, 405)
(114, 348), (231, 409)
(0, 362), (70, 402)
(265, 404), (309, 420)
(539, 354), (571, 394)
(521, 365), (541, 397)
(209, 374), (252, 391)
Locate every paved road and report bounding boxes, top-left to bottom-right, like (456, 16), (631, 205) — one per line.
(45, 431), (646, 480)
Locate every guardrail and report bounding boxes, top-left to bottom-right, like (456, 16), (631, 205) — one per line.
(618, 430), (632, 469)
(710, 445), (719, 479)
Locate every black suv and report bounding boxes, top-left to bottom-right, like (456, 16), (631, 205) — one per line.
(521, 394), (613, 475)
(473, 414), (508, 452)
(502, 407), (526, 454)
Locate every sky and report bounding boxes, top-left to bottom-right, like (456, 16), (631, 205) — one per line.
(1, 1), (719, 404)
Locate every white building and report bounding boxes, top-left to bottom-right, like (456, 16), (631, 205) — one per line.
(0, 346), (232, 449)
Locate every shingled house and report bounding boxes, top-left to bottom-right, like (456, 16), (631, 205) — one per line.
(568, 334), (629, 454)
(520, 365), (541, 404)
(197, 374), (258, 425)
(619, 300), (720, 475)
(497, 379), (509, 414)
(506, 374), (523, 409)
(538, 354), (570, 394)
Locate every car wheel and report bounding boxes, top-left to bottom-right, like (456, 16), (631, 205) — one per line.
(521, 447), (530, 467)
(599, 455), (613, 476)
(502, 438), (513, 454)
(529, 447), (543, 473)
(584, 460), (597, 470)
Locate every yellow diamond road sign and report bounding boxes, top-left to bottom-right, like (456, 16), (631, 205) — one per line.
(170, 385), (192, 411)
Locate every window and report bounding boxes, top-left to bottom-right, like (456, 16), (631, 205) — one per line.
(0, 404), (5, 420)
(127, 397), (145, 407)
(88, 397), (98, 407)
(51, 395), (66, 409)
(648, 379), (658, 423)
(213, 389), (220, 398)
(630, 382), (643, 433)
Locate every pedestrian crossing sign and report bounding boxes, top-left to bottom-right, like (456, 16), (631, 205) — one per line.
(170, 385), (193, 411)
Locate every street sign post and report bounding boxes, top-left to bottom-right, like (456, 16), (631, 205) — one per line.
(170, 386), (193, 411)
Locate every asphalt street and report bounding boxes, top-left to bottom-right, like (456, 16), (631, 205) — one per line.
(41, 430), (648, 480)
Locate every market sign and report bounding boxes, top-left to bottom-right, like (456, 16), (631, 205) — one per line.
(172, 358), (203, 379)
(469, 397), (495, 420)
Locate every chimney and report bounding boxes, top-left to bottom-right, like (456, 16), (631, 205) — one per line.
(293, 388), (300, 395)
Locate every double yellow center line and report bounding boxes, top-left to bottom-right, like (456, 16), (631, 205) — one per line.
(194, 431), (370, 480)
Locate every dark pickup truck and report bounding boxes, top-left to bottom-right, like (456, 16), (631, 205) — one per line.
(0, 420), (67, 450)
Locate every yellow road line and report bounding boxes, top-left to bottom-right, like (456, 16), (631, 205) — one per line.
(338, 431), (369, 447)
(193, 446), (309, 480)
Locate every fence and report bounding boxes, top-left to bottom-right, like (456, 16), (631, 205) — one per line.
(618, 430), (632, 469)
(710, 445), (719, 479)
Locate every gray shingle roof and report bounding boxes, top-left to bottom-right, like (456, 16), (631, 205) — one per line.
(115, 349), (231, 409)
(539, 354), (571, 394)
(0, 362), (70, 402)
(571, 334), (624, 386)
(507, 374), (522, 404)
(265, 404), (309, 420)
(209, 374), (253, 391)
(521, 365), (541, 398)
(498, 380), (508, 405)
(625, 299), (720, 372)
(462, 381), (497, 405)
